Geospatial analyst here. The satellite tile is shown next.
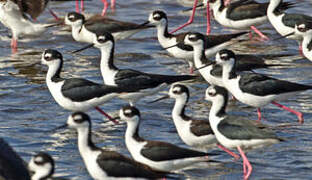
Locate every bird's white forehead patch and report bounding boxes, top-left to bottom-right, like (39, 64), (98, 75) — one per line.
(153, 13), (161, 19)
(44, 53), (52, 59)
(124, 109), (132, 114)
(98, 35), (105, 41)
(189, 34), (197, 39)
(69, 14), (75, 19)
(298, 24), (306, 29)
(173, 86), (181, 92)
(220, 53), (228, 58)
(208, 87), (216, 95)
(73, 114), (82, 121)
(35, 156), (44, 163)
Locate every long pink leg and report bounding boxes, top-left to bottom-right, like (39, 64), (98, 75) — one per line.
(170, 0), (198, 34)
(271, 101), (304, 124)
(101, 0), (109, 16)
(11, 38), (17, 54)
(299, 44), (304, 57)
(48, 8), (60, 21)
(250, 26), (269, 41)
(111, 0), (116, 12)
(95, 106), (119, 124)
(205, 2), (211, 35)
(80, 0), (84, 12)
(237, 146), (252, 180)
(224, 0), (231, 6)
(257, 108), (261, 122)
(75, 0), (80, 13)
(217, 144), (240, 160)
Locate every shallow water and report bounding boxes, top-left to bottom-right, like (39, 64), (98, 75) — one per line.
(1, 0), (312, 179)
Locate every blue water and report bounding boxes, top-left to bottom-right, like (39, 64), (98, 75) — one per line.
(0, 0), (312, 179)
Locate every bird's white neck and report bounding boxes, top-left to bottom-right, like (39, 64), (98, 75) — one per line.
(209, 97), (227, 129)
(193, 43), (207, 68)
(125, 119), (141, 145)
(31, 170), (50, 180)
(267, 0), (282, 15)
(221, 60), (237, 82)
(77, 126), (95, 157)
(172, 96), (188, 122)
(45, 60), (63, 83)
(302, 33), (312, 49)
(155, 20), (171, 44)
(99, 43), (118, 85)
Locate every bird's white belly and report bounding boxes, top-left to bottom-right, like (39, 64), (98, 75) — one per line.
(268, 14), (300, 40)
(228, 16), (267, 29)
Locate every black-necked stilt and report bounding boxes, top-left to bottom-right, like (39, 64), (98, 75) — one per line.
(151, 84), (217, 151)
(205, 85), (282, 180)
(215, 49), (312, 123)
(168, 32), (279, 86)
(64, 112), (171, 179)
(0, 0), (59, 53)
(28, 152), (65, 180)
(208, 0), (294, 41)
(292, 22), (312, 61)
(0, 138), (30, 180)
(119, 105), (218, 172)
(73, 31), (197, 105)
(41, 49), (133, 123)
(64, 12), (152, 43)
(144, 10), (246, 73)
(267, 0), (308, 41)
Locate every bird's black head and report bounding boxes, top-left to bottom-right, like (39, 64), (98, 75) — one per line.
(42, 49), (63, 63)
(215, 49), (236, 66)
(29, 152), (54, 179)
(121, 105), (141, 118)
(184, 32), (206, 46)
(65, 12), (85, 25)
(94, 31), (115, 45)
(296, 22), (312, 33)
(148, 10), (168, 26)
(169, 84), (190, 99)
(67, 112), (91, 129)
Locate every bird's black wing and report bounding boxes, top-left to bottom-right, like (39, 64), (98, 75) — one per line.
(115, 69), (196, 90)
(190, 120), (214, 136)
(61, 78), (128, 102)
(204, 32), (247, 49)
(227, 1), (267, 20)
(217, 116), (278, 140)
(13, 0), (48, 19)
(239, 73), (312, 96)
(85, 15), (151, 33)
(141, 141), (210, 161)
(282, 13), (312, 28)
(96, 150), (165, 179)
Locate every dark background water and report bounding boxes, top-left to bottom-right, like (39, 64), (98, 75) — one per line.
(0, 0), (312, 179)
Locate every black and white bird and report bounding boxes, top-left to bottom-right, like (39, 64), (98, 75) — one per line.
(119, 105), (218, 172)
(267, 0), (310, 41)
(290, 22), (312, 62)
(73, 32), (197, 106)
(41, 49), (136, 123)
(174, 32), (279, 86)
(206, 0), (294, 41)
(64, 112), (172, 179)
(215, 49), (312, 123)
(64, 12), (152, 43)
(28, 152), (67, 180)
(205, 85), (282, 180)
(0, 0), (59, 52)
(143, 10), (247, 73)
(151, 84), (217, 151)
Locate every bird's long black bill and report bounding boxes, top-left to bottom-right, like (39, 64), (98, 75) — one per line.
(163, 43), (180, 50)
(44, 22), (64, 28)
(194, 62), (215, 72)
(273, 32), (295, 41)
(49, 124), (68, 133)
(136, 21), (152, 28)
(183, 3), (205, 12)
(149, 95), (170, 103)
(72, 44), (94, 53)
